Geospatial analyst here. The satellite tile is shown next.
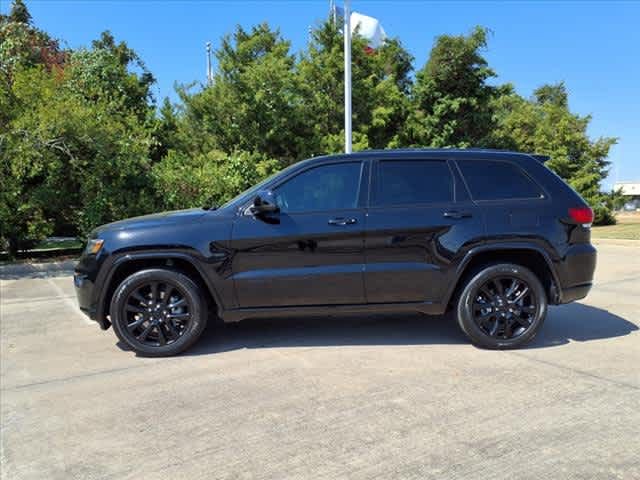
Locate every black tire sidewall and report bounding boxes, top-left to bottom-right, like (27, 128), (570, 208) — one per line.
(456, 263), (547, 349)
(110, 269), (207, 356)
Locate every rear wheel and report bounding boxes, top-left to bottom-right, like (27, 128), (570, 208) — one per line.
(110, 269), (207, 356)
(455, 263), (547, 349)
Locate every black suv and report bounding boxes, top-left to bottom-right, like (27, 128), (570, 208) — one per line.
(74, 149), (596, 356)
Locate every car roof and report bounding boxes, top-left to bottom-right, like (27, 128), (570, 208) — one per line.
(305, 148), (548, 165)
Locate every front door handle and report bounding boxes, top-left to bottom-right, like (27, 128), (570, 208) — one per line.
(443, 210), (472, 219)
(328, 217), (358, 226)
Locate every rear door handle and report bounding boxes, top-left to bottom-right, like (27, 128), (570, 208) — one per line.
(443, 210), (472, 219)
(328, 217), (358, 226)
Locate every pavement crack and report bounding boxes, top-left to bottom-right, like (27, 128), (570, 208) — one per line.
(1, 364), (152, 392)
(506, 351), (639, 391)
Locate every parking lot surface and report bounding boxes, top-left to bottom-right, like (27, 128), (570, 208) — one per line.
(1, 242), (639, 480)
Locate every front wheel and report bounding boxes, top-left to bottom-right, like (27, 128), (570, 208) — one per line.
(455, 263), (547, 349)
(110, 269), (208, 356)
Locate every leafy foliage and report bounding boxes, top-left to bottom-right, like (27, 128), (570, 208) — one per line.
(403, 27), (500, 147)
(1, 8), (156, 254)
(153, 149), (281, 211)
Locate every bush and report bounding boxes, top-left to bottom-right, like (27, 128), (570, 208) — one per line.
(153, 149), (282, 210)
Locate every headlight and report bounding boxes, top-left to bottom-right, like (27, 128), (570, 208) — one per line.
(85, 239), (104, 255)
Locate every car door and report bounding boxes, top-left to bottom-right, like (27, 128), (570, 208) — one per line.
(364, 157), (484, 305)
(230, 160), (368, 308)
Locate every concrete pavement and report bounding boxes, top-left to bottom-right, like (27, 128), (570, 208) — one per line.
(1, 241), (638, 479)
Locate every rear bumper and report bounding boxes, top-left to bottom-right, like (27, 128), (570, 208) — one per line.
(555, 243), (597, 304)
(558, 282), (592, 304)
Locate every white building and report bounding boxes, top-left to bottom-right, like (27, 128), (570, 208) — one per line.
(614, 181), (640, 210)
(614, 181), (640, 197)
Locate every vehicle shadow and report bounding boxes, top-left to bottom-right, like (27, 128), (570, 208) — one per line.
(526, 303), (638, 349)
(179, 302), (637, 356)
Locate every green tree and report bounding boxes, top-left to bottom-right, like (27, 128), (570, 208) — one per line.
(1, 13), (158, 254)
(8, 0), (31, 24)
(177, 23), (308, 164)
(152, 149), (280, 210)
(402, 26), (500, 147)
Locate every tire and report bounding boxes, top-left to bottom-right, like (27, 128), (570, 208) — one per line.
(110, 268), (208, 356)
(455, 263), (547, 349)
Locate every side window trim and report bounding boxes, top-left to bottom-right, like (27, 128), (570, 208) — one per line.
(370, 157), (455, 208)
(451, 159), (474, 203)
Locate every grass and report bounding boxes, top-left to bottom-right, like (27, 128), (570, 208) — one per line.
(0, 237), (83, 262)
(592, 215), (640, 240)
(34, 238), (83, 251)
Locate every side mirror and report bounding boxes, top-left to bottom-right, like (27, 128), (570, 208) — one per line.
(250, 190), (279, 215)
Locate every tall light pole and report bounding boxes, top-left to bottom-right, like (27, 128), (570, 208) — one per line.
(343, 0), (352, 154)
(206, 41), (212, 85)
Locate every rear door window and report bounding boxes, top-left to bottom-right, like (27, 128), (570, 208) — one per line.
(457, 160), (544, 201)
(374, 160), (453, 206)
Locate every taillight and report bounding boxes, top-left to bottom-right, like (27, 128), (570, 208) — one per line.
(568, 207), (594, 226)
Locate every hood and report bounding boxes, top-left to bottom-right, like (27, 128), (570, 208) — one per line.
(94, 208), (209, 235)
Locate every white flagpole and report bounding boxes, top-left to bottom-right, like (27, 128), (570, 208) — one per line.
(343, 0), (352, 154)
(206, 41), (212, 85)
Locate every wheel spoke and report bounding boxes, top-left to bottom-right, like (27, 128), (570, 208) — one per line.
(513, 315), (531, 327)
(505, 279), (519, 299)
(136, 324), (153, 341)
(156, 325), (167, 346)
(476, 312), (495, 323)
(168, 298), (186, 309)
(487, 318), (499, 337)
(161, 286), (174, 306)
(150, 282), (159, 302)
(168, 312), (191, 320)
(166, 319), (181, 339)
(503, 318), (513, 339)
(131, 291), (147, 304)
(493, 278), (504, 296)
(480, 286), (495, 301)
(125, 304), (145, 314)
(127, 317), (145, 331)
(512, 286), (530, 304)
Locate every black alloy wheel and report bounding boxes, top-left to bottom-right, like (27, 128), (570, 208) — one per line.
(123, 280), (192, 347)
(456, 263), (547, 349)
(111, 269), (207, 356)
(471, 276), (537, 340)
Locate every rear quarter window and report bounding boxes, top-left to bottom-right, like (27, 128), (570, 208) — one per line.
(457, 159), (544, 201)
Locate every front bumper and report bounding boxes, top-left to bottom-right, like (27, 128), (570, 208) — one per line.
(74, 264), (110, 330)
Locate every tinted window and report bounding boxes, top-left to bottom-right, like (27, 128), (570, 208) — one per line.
(274, 162), (362, 213)
(458, 160), (543, 200)
(376, 160), (453, 206)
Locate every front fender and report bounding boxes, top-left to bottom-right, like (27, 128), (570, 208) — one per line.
(94, 249), (229, 327)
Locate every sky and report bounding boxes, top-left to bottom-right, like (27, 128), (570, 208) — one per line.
(3, 0), (639, 188)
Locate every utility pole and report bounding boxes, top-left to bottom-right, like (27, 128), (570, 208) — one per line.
(206, 41), (212, 85)
(343, 0), (352, 154)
